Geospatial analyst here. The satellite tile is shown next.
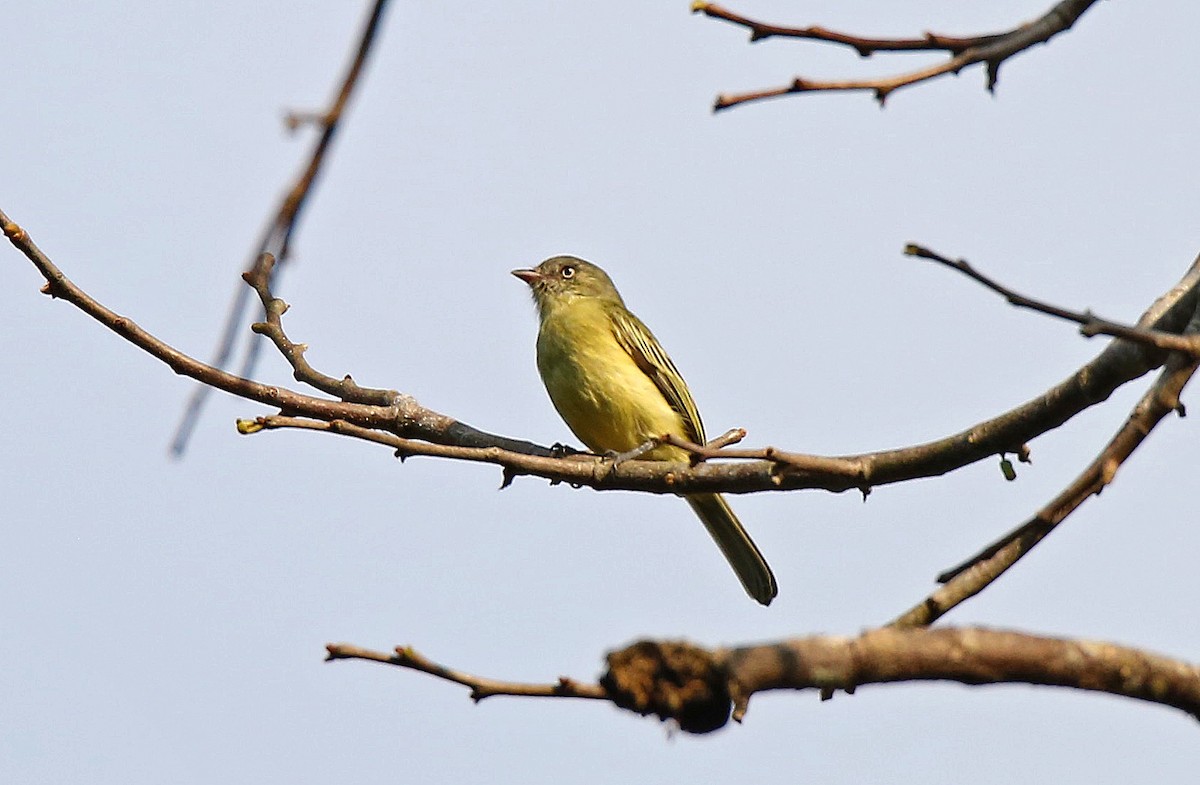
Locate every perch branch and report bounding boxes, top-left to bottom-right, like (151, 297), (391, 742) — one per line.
(4, 210), (1199, 503)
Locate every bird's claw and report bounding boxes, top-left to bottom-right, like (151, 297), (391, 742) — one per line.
(549, 442), (583, 459)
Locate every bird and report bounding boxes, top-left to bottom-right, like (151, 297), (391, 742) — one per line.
(511, 255), (777, 605)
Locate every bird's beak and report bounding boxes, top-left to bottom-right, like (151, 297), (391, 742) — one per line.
(511, 268), (541, 286)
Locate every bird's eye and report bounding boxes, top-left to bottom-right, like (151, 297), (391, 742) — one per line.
(561, 265), (575, 279)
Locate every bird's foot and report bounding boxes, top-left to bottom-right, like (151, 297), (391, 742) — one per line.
(605, 438), (661, 468)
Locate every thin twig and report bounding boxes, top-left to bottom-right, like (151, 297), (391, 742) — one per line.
(698, 0), (1101, 109)
(326, 643), (607, 702)
(908, 244), (1200, 356)
(170, 0), (392, 455)
(242, 253), (396, 405)
(694, 2), (1003, 52)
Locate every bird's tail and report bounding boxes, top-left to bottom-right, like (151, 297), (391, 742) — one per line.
(686, 493), (777, 606)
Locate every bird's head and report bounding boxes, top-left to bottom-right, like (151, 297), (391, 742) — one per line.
(511, 255), (624, 314)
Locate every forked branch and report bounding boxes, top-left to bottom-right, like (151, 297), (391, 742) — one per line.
(695, 0), (1101, 109)
(327, 628), (1200, 734)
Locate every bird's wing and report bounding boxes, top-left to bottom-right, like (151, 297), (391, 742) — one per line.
(610, 307), (706, 444)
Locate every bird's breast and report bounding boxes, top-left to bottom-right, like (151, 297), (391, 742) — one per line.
(536, 304), (687, 458)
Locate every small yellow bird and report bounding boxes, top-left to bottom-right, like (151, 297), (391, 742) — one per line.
(512, 255), (777, 605)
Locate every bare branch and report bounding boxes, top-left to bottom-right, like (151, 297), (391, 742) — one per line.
(242, 253), (395, 406)
(5, 210), (1199, 505)
(170, 0), (392, 455)
(696, 0), (1101, 109)
(327, 628), (1200, 733)
(889, 305), (1200, 629)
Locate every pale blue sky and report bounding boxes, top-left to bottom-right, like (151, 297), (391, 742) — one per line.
(3, 2), (1199, 783)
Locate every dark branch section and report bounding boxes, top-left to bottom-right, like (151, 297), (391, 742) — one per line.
(441, 421), (556, 457)
(602, 641), (733, 733)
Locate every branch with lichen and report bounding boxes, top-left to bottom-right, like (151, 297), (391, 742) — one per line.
(327, 627), (1200, 733)
(694, 0), (1101, 109)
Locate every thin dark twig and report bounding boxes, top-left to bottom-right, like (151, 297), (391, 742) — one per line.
(170, 0), (391, 456)
(907, 244), (1200, 356)
(694, 1), (1004, 52)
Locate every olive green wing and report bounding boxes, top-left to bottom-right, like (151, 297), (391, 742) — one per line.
(609, 306), (706, 444)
